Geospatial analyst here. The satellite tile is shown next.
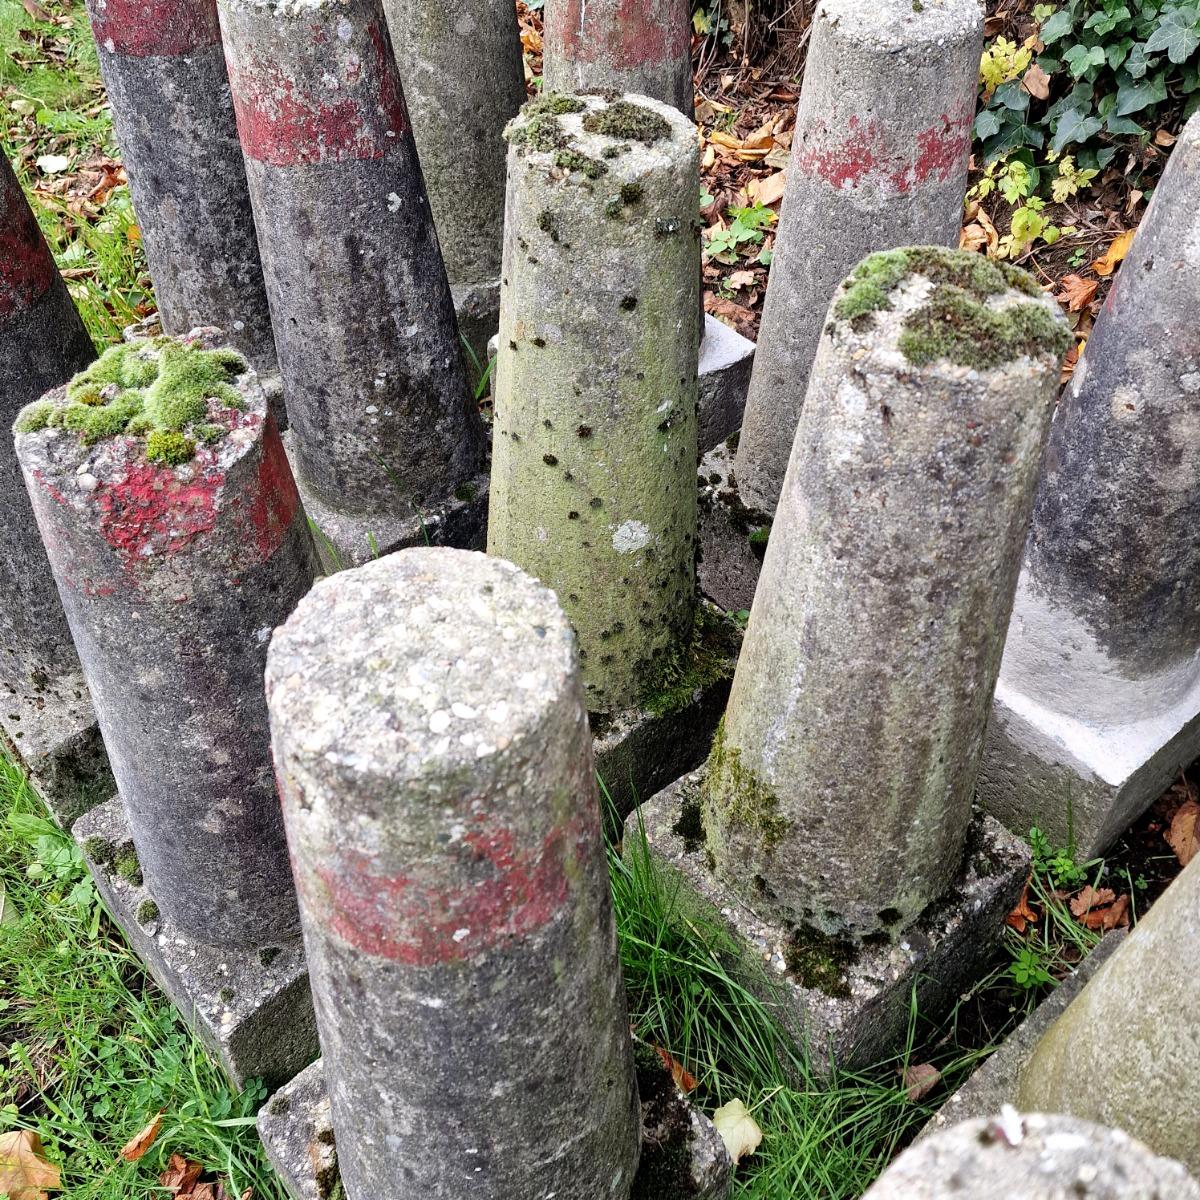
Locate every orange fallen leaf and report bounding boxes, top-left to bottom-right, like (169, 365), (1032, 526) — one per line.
(1069, 885), (1115, 918)
(748, 170), (787, 207)
(1154, 128), (1177, 147)
(119, 1113), (163, 1163)
(1054, 273), (1099, 313)
(0, 1129), (60, 1200)
(1092, 229), (1135, 277)
(160, 1153), (204, 1195)
(1005, 881), (1038, 933)
(960, 223), (990, 253)
(1022, 63), (1051, 100)
(1166, 800), (1200, 867)
(653, 1044), (698, 1094)
(1060, 340), (1084, 384)
(901, 1062), (942, 1102)
(1079, 893), (1130, 931)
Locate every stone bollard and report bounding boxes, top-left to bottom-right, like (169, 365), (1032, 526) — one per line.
(265, 549), (641, 1200)
(383, 0), (526, 369)
(629, 249), (1071, 1068)
(0, 157), (112, 823)
(863, 1113), (1200, 1199)
(978, 111), (1200, 858)
(730, 0), (980, 522)
(1016, 856), (1200, 1174)
(83, 0), (279, 408)
(218, 0), (487, 571)
(15, 330), (320, 1088)
(543, 0), (693, 114)
(489, 92), (700, 716)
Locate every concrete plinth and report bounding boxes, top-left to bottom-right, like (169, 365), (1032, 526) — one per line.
(452, 279), (502, 379)
(76, 797), (317, 1091)
(695, 442), (766, 615)
(628, 767), (1029, 1071)
(258, 1050), (732, 1200)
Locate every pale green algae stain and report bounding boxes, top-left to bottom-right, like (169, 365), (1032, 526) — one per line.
(833, 247), (1070, 371)
(14, 339), (247, 464)
(701, 718), (790, 852)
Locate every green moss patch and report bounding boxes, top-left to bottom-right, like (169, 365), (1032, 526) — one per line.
(641, 606), (739, 718)
(14, 339), (247, 465)
(523, 92), (586, 117)
(703, 719), (790, 851)
(553, 148), (608, 179)
(136, 899), (159, 925)
(783, 925), (857, 998)
(582, 99), (672, 144)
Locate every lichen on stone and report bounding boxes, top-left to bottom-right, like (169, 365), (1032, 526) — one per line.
(702, 718), (790, 850)
(582, 99), (672, 144)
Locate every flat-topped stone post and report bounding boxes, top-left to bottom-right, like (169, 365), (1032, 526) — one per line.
(265, 549), (641, 1200)
(15, 331), (320, 1087)
(731, 0), (980, 521)
(0, 156), (111, 823)
(864, 1114), (1200, 1199)
(630, 249), (1070, 1067)
(383, 0), (526, 369)
(979, 111), (1200, 857)
(83, 0), (279, 408)
(543, 0), (693, 113)
(218, 0), (487, 570)
(1016, 856), (1200, 1174)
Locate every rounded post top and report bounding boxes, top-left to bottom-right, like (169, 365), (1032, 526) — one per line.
(817, 0), (983, 49)
(266, 548), (582, 783)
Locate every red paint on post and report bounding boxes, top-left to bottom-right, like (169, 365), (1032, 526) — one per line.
(226, 21), (409, 167)
(307, 811), (597, 964)
(244, 417), (301, 561)
(88, 0), (221, 57)
(554, 0), (689, 68)
(0, 170), (57, 319)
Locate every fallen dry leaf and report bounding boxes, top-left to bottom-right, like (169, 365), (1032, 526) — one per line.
(0, 1129), (60, 1200)
(119, 1113), (163, 1163)
(748, 170), (786, 206)
(726, 269), (758, 291)
(160, 1153), (204, 1195)
(1054, 273), (1099, 313)
(1167, 800), (1200, 867)
(1070, 885), (1115, 918)
(712, 1099), (763, 1163)
(1005, 881), (1038, 933)
(960, 223), (990, 253)
(1092, 229), (1135, 277)
(1079, 893), (1130, 931)
(1061, 340), (1084, 384)
(652, 1044), (698, 1094)
(1022, 63), (1051, 100)
(1155, 128), (1177, 147)
(901, 1062), (942, 1103)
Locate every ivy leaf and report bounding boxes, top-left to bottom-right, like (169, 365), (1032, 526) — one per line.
(994, 80), (1031, 111)
(975, 108), (1005, 140)
(1145, 8), (1200, 63)
(1040, 7), (1075, 42)
(1063, 43), (1107, 77)
(1050, 106), (1105, 151)
(1125, 42), (1152, 78)
(1106, 113), (1146, 134)
(1115, 71), (1169, 113)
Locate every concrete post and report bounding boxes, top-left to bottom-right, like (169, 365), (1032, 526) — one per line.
(83, 0), (278, 393)
(218, 0), (487, 570)
(1017, 856), (1200, 1174)
(864, 1114), (1200, 1199)
(488, 93), (700, 714)
(0, 157), (110, 822)
(979, 111), (1200, 857)
(14, 329), (318, 948)
(733, 0), (981, 515)
(383, 0), (526, 364)
(703, 249), (1070, 941)
(266, 548), (641, 1200)
(543, 0), (693, 114)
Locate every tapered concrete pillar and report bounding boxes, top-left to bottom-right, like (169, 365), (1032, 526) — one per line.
(218, 0), (487, 570)
(543, 0), (693, 114)
(704, 249), (1070, 940)
(0, 156), (110, 823)
(15, 330), (318, 948)
(979, 111), (1200, 857)
(83, 0), (278, 391)
(488, 92), (701, 714)
(267, 549), (640, 1200)
(733, 0), (981, 515)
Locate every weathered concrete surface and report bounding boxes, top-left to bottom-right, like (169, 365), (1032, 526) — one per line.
(543, 0), (693, 113)
(978, 112), (1200, 858)
(85, 0), (277, 385)
(695, 442), (766, 615)
(266, 549), (639, 1200)
(15, 331), (317, 948)
(219, 0), (485, 570)
(697, 314), (755, 450)
(0, 156), (111, 823)
(629, 768), (1029, 1072)
(704, 250), (1069, 940)
(922, 932), (1126, 1138)
(258, 1050), (733, 1200)
(1018, 856), (1200, 1174)
(734, 0), (981, 513)
(488, 93), (700, 713)
(865, 1113), (1200, 1199)
(76, 797), (317, 1090)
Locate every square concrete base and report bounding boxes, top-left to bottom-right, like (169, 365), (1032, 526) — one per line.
(921, 930), (1126, 1138)
(593, 602), (741, 825)
(627, 768), (1030, 1072)
(979, 681), (1200, 859)
(285, 441), (490, 573)
(75, 796), (318, 1091)
(0, 669), (113, 828)
(697, 314), (755, 452)
(258, 1050), (732, 1200)
(696, 444), (768, 615)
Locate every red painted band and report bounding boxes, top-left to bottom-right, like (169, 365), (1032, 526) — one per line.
(88, 0), (221, 57)
(243, 416), (301, 562)
(553, 0), (690, 69)
(226, 19), (409, 166)
(0, 168), (58, 319)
